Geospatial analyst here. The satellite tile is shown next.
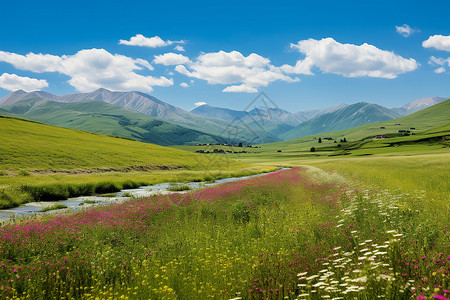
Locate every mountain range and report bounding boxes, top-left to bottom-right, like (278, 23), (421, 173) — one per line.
(0, 89), (447, 145)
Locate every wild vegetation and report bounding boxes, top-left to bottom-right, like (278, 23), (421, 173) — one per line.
(0, 116), (272, 209)
(0, 167), (448, 299)
(0, 98), (448, 299)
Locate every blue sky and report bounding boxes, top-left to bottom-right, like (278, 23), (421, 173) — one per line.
(0, 0), (449, 112)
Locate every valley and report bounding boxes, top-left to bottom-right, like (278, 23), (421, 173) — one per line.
(0, 91), (448, 300)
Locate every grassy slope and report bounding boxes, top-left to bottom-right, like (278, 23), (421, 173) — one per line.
(0, 115), (208, 171)
(2, 99), (222, 146)
(0, 116), (274, 207)
(271, 98), (450, 150)
(280, 102), (401, 140)
(171, 100), (450, 168)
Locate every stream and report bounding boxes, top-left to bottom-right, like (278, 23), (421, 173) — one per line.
(0, 169), (284, 224)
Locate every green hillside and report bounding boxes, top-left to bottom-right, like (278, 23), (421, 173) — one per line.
(263, 99), (450, 151)
(0, 116), (272, 208)
(173, 99), (450, 163)
(280, 102), (401, 140)
(0, 115), (216, 171)
(1, 99), (222, 146)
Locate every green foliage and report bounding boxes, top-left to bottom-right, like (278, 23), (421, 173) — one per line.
(39, 204), (68, 212)
(100, 193), (117, 197)
(0, 167), (446, 299)
(83, 199), (96, 204)
(167, 184), (191, 192)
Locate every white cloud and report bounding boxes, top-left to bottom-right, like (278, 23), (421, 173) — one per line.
(180, 82), (189, 87)
(175, 50), (298, 93)
(0, 73), (48, 92)
(396, 24), (416, 37)
(119, 34), (185, 48)
(284, 38), (418, 78)
(0, 49), (173, 92)
(195, 101), (207, 106)
(174, 45), (185, 52)
(153, 53), (191, 66)
(428, 56), (450, 66)
(428, 55), (450, 74)
(223, 84), (258, 93)
(423, 35), (450, 52)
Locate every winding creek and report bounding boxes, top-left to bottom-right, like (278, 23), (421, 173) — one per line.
(0, 169), (285, 224)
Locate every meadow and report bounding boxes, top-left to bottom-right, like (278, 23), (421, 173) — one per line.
(0, 116), (273, 208)
(0, 104), (448, 299)
(0, 165), (448, 299)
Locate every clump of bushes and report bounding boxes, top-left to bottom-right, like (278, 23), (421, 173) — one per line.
(0, 189), (33, 209)
(39, 204), (67, 212)
(167, 184), (191, 192)
(19, 180), (145, 202)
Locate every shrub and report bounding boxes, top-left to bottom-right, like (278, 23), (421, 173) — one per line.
(39, 204), (67, 212)
(167, 184), (191, 192)
(94, 182), (121, 194)
(21, 184), (70, 202)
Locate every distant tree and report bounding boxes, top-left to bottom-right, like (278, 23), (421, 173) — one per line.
(334, 140), (337, 143)
(238, 142), (243, 147)
(339, 139), (343, 142)
(343, 137), (347, 142)
(337, 144), (342, 148)
(310, 147), (316, 152)
(318, 138), (322, 143)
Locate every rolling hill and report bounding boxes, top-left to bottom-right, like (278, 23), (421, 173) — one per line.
(280, 102), (401, 140)
(0, 115), (216, 171)
(1, 98), (223, 146)
(260, 98), (450, 152)
(0, 89), (279, 143)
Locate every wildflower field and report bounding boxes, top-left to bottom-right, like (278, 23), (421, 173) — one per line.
(0, 167), (448, 299)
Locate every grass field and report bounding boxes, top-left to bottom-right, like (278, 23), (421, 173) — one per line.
(0, 166), (448, 299)
(0, 116), (273, 208)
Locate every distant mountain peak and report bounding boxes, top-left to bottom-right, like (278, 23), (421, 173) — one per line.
(392, 96), (447, 116)
(12, 89), (27, 94)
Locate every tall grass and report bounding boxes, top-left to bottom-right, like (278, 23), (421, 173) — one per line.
(0, 166), (275, 208)
(0, 168), (447, 299)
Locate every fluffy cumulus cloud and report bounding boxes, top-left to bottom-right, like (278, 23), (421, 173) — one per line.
(422, 35), (450, 52)
(153, 53), (191, 66)
(395, 24), (416, 37)
(175, 50), (298, 93)
(0, 49), (173, 92)
(0, 73), (48, 92)
(119, 34), (185, 48)
(283, 38), (418, 79)
(428, 56), (450, 73)
(180, 82), (189, 87)
(194, 101), (207, 106)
